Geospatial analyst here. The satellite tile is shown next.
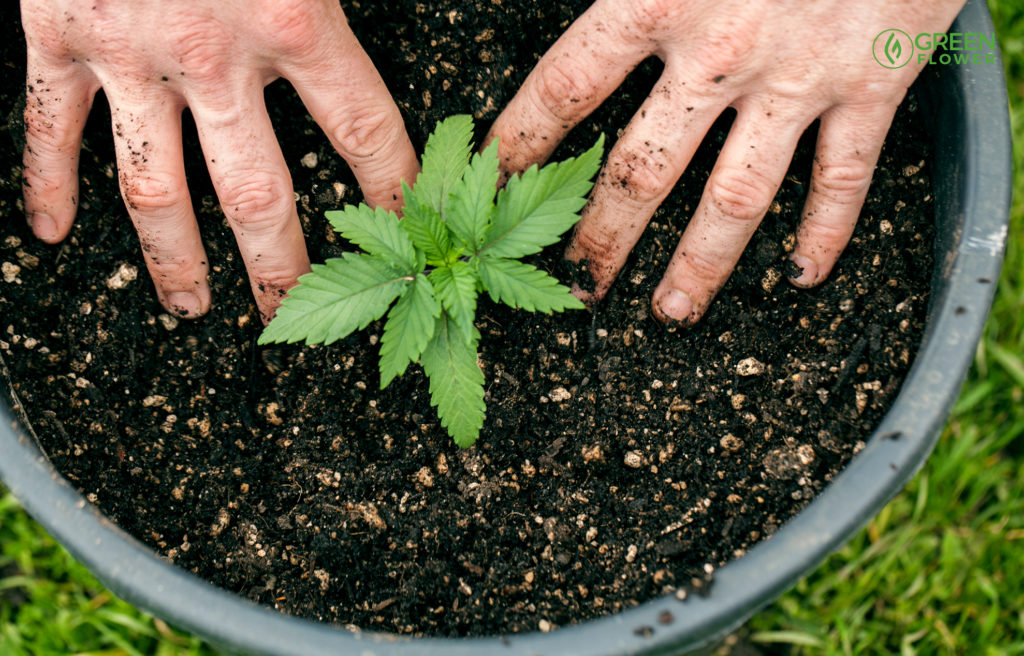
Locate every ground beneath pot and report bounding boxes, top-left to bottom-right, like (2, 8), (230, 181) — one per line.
(0, 0), (934, 637)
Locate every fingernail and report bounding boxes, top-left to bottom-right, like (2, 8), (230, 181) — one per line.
(657, 289), (694, 324)
(166, 292), (203, 318)
(29, 213), (58, 242)
(789, 253), (818, 288)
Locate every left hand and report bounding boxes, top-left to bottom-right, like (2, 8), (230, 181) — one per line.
(487, 0), (964, 324)
(20, 0), (418, 322)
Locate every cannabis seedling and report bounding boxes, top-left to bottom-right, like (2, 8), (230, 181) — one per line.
(260, 115), (604, 447)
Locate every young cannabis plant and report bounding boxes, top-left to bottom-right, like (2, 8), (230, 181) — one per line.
(259, 115), (604, 447)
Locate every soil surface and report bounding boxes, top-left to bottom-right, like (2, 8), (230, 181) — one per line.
(0, 0), (935, 638)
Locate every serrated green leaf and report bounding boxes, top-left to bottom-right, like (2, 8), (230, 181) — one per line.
(448, 139), (500, 249)
(412, 114), (475, 216)
(420, 313), (485, 448)
(258, 253), (410, 345)
(481, 134), (605, 259)
(429, 261), (479, 340)
(476, 256), (585, 313)
(400, 180), (453, 265)
(378, 274), (442, 388)
(325, 204), (418, 272)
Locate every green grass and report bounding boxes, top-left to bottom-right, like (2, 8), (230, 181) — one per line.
(0, 491), (211, 656)
(2, 4), (1023, 654)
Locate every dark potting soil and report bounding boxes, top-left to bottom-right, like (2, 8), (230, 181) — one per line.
(0, 0), (935, 638)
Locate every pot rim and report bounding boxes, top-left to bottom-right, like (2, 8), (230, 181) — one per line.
(0, 1), (1011, 654)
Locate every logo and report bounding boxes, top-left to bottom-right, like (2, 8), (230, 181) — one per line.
(873, 30), (998, 68)
(873, 29), (914, 69)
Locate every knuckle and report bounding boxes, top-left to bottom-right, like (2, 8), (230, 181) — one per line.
(143, 248), (206, 280)
(839, 79), (904, 106)
(489, 121), (547, 175)
(606, 143), (677, 205)
(569, 221), (630, 289)
(24, 107), (75, 154)
(811, 161), (874, 202)
(120, 171), (188, 214)
(259, 4), (321, 54)
(362, 177), (406, 211)
(218, 172), (293, 224)
(706, 165), (776, 223)
(675, 248), (723, 290)
(21, 164), (61, 195)
(170, 19), (230, 83)
(22, 9), (72, 58)
(572, 223), (622, 264)
(798, 216), (853, 251)
(332, 105), (403, 161)
(532, 61), (595, 122)
(695, 15), (759, 77)
(254, 270), (303, 296)
(631, 0), (685, 31)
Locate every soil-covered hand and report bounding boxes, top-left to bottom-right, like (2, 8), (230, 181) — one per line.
(20, 0), (418, 321)
(488, 0), (965, 325)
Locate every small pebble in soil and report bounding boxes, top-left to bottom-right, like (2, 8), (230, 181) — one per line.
(549, 386), (571, 402)
(719, 434), (742, 452)
(301, 152), (319, 168)
(735, 357), (766, 376)
(2, 261), (20, 283)
(105, 263), (138, 290)
(624, 451), (644, 469)
(415, 466), (435, 487)
(157, 314), (179, 331)
(581, 444), (603, 463)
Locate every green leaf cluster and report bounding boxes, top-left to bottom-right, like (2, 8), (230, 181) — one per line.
(260, 115), (604, 447)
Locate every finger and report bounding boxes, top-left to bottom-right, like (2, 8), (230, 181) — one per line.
(789, 104), (896, 288)
(190, 87), (310, 323)
(652, 103), (809, 325)
(274, 6), (418, 211)
(21, 51), (97, 243)
(106, 95), (212, 318)
(485, 0), (657, 174)
(565, 71), (723, 301)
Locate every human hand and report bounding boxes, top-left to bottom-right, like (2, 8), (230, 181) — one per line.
(488, 0), (965, 325)
(21, 0), (418, 321)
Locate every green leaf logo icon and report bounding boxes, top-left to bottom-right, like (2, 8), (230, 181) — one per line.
(873, 29), (913, 69)
(885, 32), (901, 65)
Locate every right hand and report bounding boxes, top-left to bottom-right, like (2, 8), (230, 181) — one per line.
(20, 0), (419, 321)
(487, 0), (963, 326)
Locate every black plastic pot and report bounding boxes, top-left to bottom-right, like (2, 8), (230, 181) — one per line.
(0, 2), (1012, 654)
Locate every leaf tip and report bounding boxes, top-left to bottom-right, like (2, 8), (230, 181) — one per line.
(453, 432), (479, 449)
